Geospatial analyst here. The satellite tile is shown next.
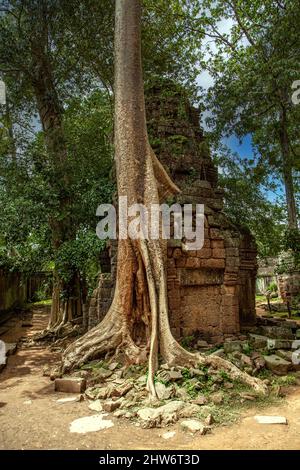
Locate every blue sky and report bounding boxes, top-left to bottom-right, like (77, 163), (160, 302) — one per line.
(223, 134), (284, 203)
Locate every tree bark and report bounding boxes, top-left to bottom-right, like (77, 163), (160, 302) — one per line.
(30, 17), (82, 330)
(61, 0), (267, 396)
(279, 104), (298, 229)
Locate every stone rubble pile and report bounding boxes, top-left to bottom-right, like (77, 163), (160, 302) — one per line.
(52, 315), (300, 431)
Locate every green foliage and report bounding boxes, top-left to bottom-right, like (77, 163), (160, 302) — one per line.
(0, 89), (114, 293)
(266, 281), (278, 293)
(181, 336), (195, 350)
(190, 0), (300, 243)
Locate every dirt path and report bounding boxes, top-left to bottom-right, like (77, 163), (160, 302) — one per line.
(0, 308), (300, 450)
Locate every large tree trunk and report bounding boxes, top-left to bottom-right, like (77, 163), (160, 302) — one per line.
(279, 104), (298, 229)
(61, 0), (267, 396)
(31, 21), (82, 330)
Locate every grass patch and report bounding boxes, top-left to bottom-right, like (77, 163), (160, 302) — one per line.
(256, 294), (267, 302)
(28, 299), (52, 307)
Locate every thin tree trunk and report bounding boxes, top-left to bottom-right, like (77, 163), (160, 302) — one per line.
(30, 22), (82, 330)
(279, 105), (298, 229)
(61, 0), (267, 396)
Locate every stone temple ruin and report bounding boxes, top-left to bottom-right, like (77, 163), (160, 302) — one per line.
(86, 84), (258, 344)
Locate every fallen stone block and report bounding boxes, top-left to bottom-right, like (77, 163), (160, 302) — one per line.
(240, 353), (252, 366)
(159, 369), (182, 381)
(260, 326), (294, 339)
(110, 382), (133, 398)
(224, 341), (242, 354)
(264, 355), (291, 375)
(88, 400), (103, 412)
(137, 401), (185, 429)
(254, 415), (287, 425)
(155, 382), (174, 400)
(249, 334), (268, 349)
(267, 339), (293, 350)
(292, 340), (300, 350)
(252, 353), (266, 369)
(179, 404), (201, 418)
(276, 350), (293, 362)
(180, 419), (207, 434)
(55, 377), (86, 393)
(102, 400), (121, 412)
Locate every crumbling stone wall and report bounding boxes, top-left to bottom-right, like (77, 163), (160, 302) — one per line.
(0, 270), (27, 313)
(87, 83), (258, 342)
(278, 271), (300, 306)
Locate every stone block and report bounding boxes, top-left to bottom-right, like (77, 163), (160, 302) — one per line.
(264, 355), (291, 375)
(210, 229), (223, 240)
(226, 248), (239, 257)
(249, 334), (268, 348)
(212, 248), (226, 259)
(195, 248), (212, 259)
(260, 326), (294, 339)
(211, 240), (224, 249)
(102, 400), (121, 412)
(55, 377), (86, 393)
(186, 258), (201, 268)
(201, 259), (225, 269)
(181, 419), (207, 434)
(224, 341), (242, 353)
(267, 339), (293, 350)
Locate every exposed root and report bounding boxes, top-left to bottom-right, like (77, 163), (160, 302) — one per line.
(61, 307), (122, 373)
(161, 339), (268, 395)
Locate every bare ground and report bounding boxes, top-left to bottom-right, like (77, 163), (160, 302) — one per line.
(0, 307), (300, 450)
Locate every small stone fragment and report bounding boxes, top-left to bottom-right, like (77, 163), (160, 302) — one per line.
(210, 392), (224, 404)
(205, 414), (215, 426)
(223, 382), (234, 389)
(239, 392), (256, 401)
(192, 395), (207, 405)
(197, 340), (209, 348)
(102, 400), (121, 412)
(162, 431), (176, 440)
(155, 382), (174, 400)
(180, 419), (207, 434)
(88, 400), (103, 412)
(254, 415), (287, 425)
